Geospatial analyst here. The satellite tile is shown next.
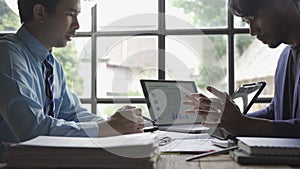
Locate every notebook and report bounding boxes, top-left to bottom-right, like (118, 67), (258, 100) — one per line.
(230, 149), (300, 166)
(237, 137), (300, 156)
(140, 79), (209, 133)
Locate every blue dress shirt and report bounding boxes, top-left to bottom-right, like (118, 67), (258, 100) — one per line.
(0, 25), (104, 161)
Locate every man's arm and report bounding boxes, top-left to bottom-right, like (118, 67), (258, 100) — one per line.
(246, 99), (275, 119)
(205, 86), (300, 138)
(0, 45), (100, 141)
(57, 84), (104, 123)
(236, 116), (300, 138)
(272, 119), (300, 137)
(0, 71), (101, 140)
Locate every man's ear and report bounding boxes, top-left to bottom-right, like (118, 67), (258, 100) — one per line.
(32, 4), (47, 23)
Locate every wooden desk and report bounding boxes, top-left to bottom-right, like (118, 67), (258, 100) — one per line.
(1, 154), (298, 169)
(158, 154), (297, 169)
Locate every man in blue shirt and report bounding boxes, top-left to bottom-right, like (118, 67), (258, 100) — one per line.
(0, 0), (144, 161)
(184, 0), (300, 137)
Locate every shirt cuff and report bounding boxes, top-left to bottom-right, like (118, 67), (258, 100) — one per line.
(77, 122), (99, 137)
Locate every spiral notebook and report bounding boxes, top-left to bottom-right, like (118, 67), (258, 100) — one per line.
(237, 137), (300, 156)
(230, 150), (300, 165)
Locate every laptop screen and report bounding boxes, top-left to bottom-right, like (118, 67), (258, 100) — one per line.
(141, 80), (203, 125)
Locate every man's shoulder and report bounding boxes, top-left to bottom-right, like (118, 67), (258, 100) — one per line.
(0, 34), (23, 50)
(277, 45), (291, 58)
(0, 34), (30, 66)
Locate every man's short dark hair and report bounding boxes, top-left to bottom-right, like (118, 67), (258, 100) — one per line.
(228, 0), (273, 17)
(17, 0), (61, 23)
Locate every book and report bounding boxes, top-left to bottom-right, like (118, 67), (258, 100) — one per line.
(237, 137), (300, 156)
(230, 149), (300, 166)
(4, 133), (159, 168)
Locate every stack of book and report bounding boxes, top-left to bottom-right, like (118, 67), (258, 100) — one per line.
(4, 133), (159, 169)
(230, 137), (300, 165)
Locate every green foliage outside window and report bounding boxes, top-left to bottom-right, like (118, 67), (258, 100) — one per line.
(171, 0), (252, 90)
(171, 0), (227, 27)
(53, 44), (84, 95)
(0, 0), (20, 31)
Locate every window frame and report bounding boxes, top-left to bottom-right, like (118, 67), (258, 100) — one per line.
(1, 0), (272, 114)
(77, 0), (271, 114)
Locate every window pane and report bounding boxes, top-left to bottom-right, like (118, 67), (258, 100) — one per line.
(81, 104), (92, 113)
(1, 0), (21, 32)
(97, 0), (158, 31)
(166, 35), (228, 95)
(97, 104), (148, 119)
(166, 0), (228, 29)
(78, 2), (92, 32)
(97, 36), (158, 98)
(54, 37), (92, 98)
(234, 16), (249, 28)
(248, 103), (270, 114)
(234, 34), (287, 97)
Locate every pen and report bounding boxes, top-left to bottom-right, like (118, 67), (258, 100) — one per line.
(142, 116), (159, 132)
(142, 115), (157, 125)
(186, 145), (238, 162)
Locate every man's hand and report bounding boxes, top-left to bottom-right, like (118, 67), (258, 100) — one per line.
(205, 86), (244, 133)
(183, 86), (244, 135)
(98, 106), (145, 137)
(183, 92), (223, 122)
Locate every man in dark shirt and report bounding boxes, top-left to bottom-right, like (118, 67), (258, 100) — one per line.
(184, 0), (300, 137)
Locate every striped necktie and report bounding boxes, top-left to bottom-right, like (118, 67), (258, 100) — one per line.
(43, 53), (55, 117)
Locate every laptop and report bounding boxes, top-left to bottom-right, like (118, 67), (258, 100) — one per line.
(140, 79), (209, 133)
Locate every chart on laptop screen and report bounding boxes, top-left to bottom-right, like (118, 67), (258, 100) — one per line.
(143, 80), (203, 125)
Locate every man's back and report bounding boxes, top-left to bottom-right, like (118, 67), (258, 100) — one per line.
(0, 115), (17, 162)
(0, 30), (42, 162)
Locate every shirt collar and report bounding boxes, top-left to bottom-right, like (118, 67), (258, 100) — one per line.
(17, 25), (50, 63)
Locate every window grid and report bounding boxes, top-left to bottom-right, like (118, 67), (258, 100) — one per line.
(0, 1), (272, 113)
(91, 5), (98, 114)
(76, 0), (272, 114)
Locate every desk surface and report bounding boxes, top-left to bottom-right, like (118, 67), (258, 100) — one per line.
(158, 154), (298, 169)
(1, 154), (298, 169)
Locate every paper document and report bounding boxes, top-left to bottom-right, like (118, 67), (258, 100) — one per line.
(18, 132), (156, 148)
(155, 131), (223, 153)
(5, 133), (159, 169)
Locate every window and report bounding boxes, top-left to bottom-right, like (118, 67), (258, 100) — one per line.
(1, 0), (277, 116)
(1, 0), (21, 32)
